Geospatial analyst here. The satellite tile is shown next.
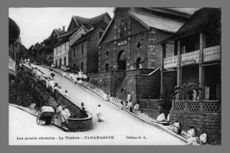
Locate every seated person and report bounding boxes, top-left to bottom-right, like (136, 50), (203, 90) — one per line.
(133, 104), (140, 111)
(80, 102), (88, 118)
(181, 126), (196, 139)
(168, 120), (181, 134)
(103, 93), (109, 101)
(197, 132), (208, 145)
(156, 113), (166, 122)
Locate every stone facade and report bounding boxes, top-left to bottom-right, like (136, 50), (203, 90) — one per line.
(169, 100), (221, 145)
(70, 27), (105, 73)
(93, 8), (182, 104)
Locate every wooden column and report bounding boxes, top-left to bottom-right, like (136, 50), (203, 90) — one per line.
(199, 33), (205, 100)
(176, 40), (182, 100)
(160, 44), (165, 96)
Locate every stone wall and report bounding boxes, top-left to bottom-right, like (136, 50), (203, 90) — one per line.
(169, 100), (221, 145)
(136, 69), (161, 101)
(9, 65), (93, 132)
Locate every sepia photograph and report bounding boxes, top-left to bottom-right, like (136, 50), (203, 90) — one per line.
(9, 7), (221, 145)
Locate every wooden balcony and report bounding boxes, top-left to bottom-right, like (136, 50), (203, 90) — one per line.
(204, 45), (221, 62)
(163, 45), (221, 68)
(181, 50), (200, 65)
(164, 56), (178, 68)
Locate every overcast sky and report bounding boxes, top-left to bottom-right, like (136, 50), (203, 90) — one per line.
(9, 7), (114, 48)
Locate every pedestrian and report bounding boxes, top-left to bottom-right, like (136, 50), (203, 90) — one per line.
(126, 101), (133, 112)
(55, 104), (63, 121)
(64, 90), (69, 97)
(60, 105), (71, 127)
(126, 92), (132, 104)
(50, 73), (55, 80)
(96, 104), (103, 122)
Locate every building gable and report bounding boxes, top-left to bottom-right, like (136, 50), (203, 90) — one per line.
(67, 18), (78, 32)
(99, 8), (148, 44)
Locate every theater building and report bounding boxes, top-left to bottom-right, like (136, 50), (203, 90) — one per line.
(92, 8), (194, 103)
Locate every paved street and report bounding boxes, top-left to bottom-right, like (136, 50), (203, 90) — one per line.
(10, 64), (185, 145)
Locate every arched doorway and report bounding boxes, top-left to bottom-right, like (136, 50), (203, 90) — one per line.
(117, 50), (126, 70)
(136, 57), (142, 69)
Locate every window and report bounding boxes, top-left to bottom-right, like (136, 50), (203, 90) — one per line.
(136, 42), (141, 49)
(105, 50), (109, 56)
(64, 56), (66, 66)
(59, 59), (62, 66)
(82, 44), (84, 55)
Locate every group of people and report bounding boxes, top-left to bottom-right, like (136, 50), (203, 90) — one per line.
(55, 104), (71, 127)
(102, 91), (137, 113)
(167, 120), (208, 145)
(155, 112), (208, 145)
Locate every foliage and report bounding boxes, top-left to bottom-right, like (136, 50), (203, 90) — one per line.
(173, 82), (203, 100)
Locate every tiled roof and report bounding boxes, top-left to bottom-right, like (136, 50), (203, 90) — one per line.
(72, 13), (111, 30)
(129, 11), (185, 33)
(161, 8), (221, 43)
(54, 29), (78, 47)
(98, 7), (195, 45)
(176, 8), (221, 35)
(71, 29), (95, 47)
(54, 29), (66, 36)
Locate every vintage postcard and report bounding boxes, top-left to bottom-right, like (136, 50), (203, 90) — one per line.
(9, 7), (221, 145)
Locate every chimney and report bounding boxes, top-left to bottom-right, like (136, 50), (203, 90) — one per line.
(62, 26), (65, 32)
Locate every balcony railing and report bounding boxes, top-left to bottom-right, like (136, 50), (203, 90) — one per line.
(164, 56), (178, 68)
(181, 50), (200, 65)
(204, 45), (221, 62)
(163, 45), (221, 68)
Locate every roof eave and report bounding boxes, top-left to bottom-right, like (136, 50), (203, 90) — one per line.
(97, 17), (115, 46)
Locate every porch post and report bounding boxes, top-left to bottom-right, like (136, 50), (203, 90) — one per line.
(199, 32), (205, 100)
(160, 43), (165, 96)
(176, 40), (182, 100)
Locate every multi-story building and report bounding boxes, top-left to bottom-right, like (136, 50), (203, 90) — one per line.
(69, 13), (111, 73)
(94, 7), (196, 102)
(53, 13), (111, 70)
(160, 8), (221, 144)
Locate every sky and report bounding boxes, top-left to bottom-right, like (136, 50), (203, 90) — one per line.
(9, 7), (114, 48)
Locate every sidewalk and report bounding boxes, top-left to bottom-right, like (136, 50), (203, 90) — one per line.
(47, 66), (188, 143)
